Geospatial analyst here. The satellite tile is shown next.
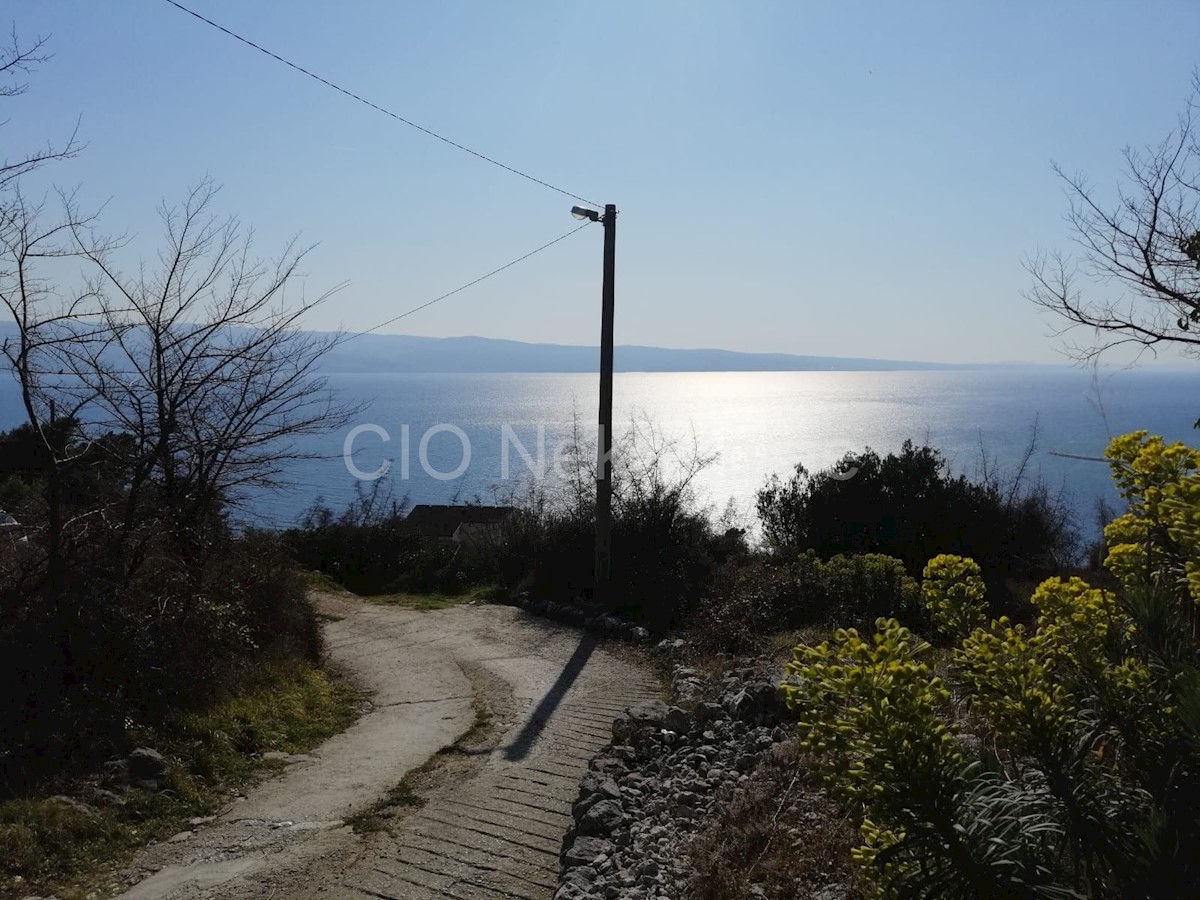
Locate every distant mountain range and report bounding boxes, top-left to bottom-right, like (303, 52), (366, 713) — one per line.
(0, 322), (1005, 372)
(318, 333), (972, 373)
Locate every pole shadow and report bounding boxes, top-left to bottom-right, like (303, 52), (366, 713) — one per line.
(501, 632), (598, 762)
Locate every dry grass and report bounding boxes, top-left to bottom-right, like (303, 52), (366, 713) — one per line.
(686, 741), (861, 900)
(766, 627), (838, 662)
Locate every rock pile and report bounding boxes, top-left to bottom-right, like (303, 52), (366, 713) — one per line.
(555, 669), (794, 900)
(102, 746), (170, 792)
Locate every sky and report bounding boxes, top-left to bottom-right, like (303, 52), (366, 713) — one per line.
(4, 1), (1199, 364)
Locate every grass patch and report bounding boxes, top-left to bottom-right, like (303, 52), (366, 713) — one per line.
(435, 690), (493, 752)
(346, 689), (493, 834)
(167, 662), (362, 770)
(344, 777), (427, 834)
(0, 661), (363, 899)
(369, 583), (495, 611)
(299, 569), (353, 595)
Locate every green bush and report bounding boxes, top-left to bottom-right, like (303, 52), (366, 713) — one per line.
(287, 519), (466, 596)
(921, 553), (989, 640)
(610, 489), (745, 634)
(0, 527), (320, 795)
(757, 439), (1077, 617)
(782, 431), (1200, 898)
(692, 550), (921, 653)
(473, 418), (747, 635)
(819, 552), (924, 629)
(479, 485), (745, 635)
(286, 482), (468, 596)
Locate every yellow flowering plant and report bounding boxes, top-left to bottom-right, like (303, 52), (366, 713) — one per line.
(782, 431), (1200, 898)
(782, 617), (961, 805)
(1103, 430), (1200, 601)
(921, 553), (989, 641)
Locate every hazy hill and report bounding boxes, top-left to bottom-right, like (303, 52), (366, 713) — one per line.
(0, 322), (972, 372)
(317, 333), (959, 373)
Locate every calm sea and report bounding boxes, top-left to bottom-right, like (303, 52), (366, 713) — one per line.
(3, 368), (1198, 536)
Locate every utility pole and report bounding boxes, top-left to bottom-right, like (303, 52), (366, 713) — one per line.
(596, 204), (617, 606)
(569, 202), (617, 607)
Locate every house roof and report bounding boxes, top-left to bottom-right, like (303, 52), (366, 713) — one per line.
(405, 504), (514, 537)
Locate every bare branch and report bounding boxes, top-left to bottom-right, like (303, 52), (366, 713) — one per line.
(63, 181), (359, 532)
(0, 31), (83, 189)
(1027, 76), (1200, 365)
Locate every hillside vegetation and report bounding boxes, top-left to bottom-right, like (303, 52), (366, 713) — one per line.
(783, 431), (1200, 897)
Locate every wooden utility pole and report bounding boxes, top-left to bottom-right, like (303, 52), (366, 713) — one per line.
(595, 204), (617, 606)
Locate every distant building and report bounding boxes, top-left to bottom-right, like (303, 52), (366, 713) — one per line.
(0, 508), (27, 544)
(404, 504), (515, 544)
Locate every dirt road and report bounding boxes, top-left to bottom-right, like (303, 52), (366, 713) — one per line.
(115, 594), (658, 900)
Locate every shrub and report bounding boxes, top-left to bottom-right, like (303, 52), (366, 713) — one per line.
(285, 481), (467, 595)
(819, 552), (925, 629)
(0, 527), (320, 794)
(476, 417), (746, 635)
(478, 503), (595, 598)
(482, 482), (743, 635)
(610, 488), (743, 633)
(0, 387), (327, 762)
(692, 551), (921, 653)
(689, 560), (807, 653)
(0, 661), (358, 889)
(757, 439), (1077, 616)
(781, 431), (1200, 898)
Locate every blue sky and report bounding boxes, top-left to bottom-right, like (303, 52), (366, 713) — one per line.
(5, 1), (1199, 363)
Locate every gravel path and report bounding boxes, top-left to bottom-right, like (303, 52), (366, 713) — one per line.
(115, 594), (658, 900)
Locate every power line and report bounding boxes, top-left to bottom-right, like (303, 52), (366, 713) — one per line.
(161, 0), (600, 207)
(344, 221), (594, 342)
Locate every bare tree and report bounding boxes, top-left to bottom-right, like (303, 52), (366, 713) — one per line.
(0, 30), (94, 608)
(1027, 75), (1200, 363)
(59, 180), (356, 540)
(2, 31), (355, 584)
(0, 189), (112, 607)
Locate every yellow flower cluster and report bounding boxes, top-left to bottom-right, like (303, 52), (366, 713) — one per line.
(1104, 430), (1200, 602)
(948, 571), (1155, 764)
(782, 432), (1200, 894)
(956, 616), (1073, 755)
(852, 819), (905, 900)
(1103, 518), (1152, 588)
(1105, 430), (1200, 506)
(1031, 576), (1127, 653)
(782, 618), (961, 809)
(1163, 472), (1200, 604)
(921, 553), (989, 640)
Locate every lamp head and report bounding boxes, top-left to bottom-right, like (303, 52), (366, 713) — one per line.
(571, 205), (601, 222)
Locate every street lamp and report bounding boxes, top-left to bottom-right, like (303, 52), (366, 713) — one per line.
(573, 203), (617, 607)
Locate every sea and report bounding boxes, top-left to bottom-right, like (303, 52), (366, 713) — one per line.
(3, 367), (1199, 538)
